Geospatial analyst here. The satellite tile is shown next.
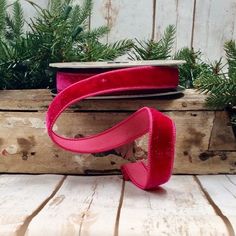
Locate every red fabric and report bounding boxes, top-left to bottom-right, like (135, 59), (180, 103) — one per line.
(57, 72), (95, 93)
(46, 66), (176, 190)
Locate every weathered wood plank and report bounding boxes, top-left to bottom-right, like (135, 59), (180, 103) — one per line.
(90, 0), (153, 43)
(118, 175), (228, 235)
(197, 175), (236, 234)
(106, 0), (153, 42)
(90, 0), (109, 43)
(26, 176), (123, 236)
(0, 89), (51, 111)
(170, 111), (236, 174)
(155, 0), (195, 51)
(0, 89), (215, 111)
(0, 111), (235, 175)
(209, 112), (236, 151)
(193, 0), (236, 61)
(0, 174), (63, 236)
(0, 112), (128, 174)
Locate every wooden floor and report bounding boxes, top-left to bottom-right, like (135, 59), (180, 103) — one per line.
(0, 175), (235, 236)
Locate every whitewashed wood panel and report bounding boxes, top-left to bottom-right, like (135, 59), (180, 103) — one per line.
(0, 175), (63, 236)
(193, 0), (236, 61)
(90, 0), (153, 43)
(118, 176), (228, 236)
(197, 175), (236, 234)
(90, 0), (109, 43)
(107, 0), (153, 42)
(27, 176), (123, 236)
(7, 0), (236, 60)
(21, 0), (48, 21)
(233, 17), (236, 40)
(155, 0), (195, 52)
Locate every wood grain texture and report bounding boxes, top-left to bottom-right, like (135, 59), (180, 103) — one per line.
(0, 89), (214, 111)
(106, 0), (153, 42)
(26, 176), (123, 236)
(155, 0), (195, 51)
(90, 0), (153, 43)
(0, 112), (129, 174)
(193, 0), (236, 61)
(0, 174), (63, 236)
(90, 0), (109, 43)
(0, 111), (235, 175)
(209, 112), (236, 151)
(197, 175), (236, 234)
(1, 175), (236, 235)
(170, 111), (236, 174)
(118, 175), (228, 235)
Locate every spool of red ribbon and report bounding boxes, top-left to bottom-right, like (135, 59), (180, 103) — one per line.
(47, 62), (182, 190)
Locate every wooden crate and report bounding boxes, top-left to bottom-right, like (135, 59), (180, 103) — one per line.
(0, 89), (235, 174)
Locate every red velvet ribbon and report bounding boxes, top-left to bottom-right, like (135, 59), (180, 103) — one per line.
(46, 66), (177, 190)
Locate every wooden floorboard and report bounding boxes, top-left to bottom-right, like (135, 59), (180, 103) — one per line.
(26, 176), (123, 236)
(0, 174), (64, 236)
(197, 175), (236, 235)
(118, 175), (228, 236)
(0, 175), (235, 235)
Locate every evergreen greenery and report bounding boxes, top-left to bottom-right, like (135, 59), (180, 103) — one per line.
(194, 41), (236, 108)
(129, 25), (175, 60)
(0, 1), (235, 115)
(0, 0), (133, 89)
(129, 24), (235, 112)
(129, 25), (211, 89)
(174, 47), (211, 88)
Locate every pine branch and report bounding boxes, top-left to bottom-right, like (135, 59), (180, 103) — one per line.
(77, 39), (133, 61)
(174, 47), (210, 88)
(77, 0), (92, 26)
(5, 13), (14, 39)
(195, 78), (236, 108)
(76, 26), (109, 41)
(107, 39), (134, 58)
(13, 1), (24, 37)
(194, 40), (236, 108)
(225, 40), (236, 79)
(205, 83), (236, 108)
(69, 5), (81, 30)
(48, 0), (63, 14)
(0, 39), (12, 60)
(129, 25), (176, 60)
(0, 0), (6, 35)
(130, 40), (155, 60)
(0, 0), (133, 89)
(5, 1), (24, 41)
(159, 24), (176, 57)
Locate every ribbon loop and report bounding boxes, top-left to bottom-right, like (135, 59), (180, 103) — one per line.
(47, 66), (176, 190)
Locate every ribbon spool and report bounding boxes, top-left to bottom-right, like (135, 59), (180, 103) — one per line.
(51, 60), (185, 97)
(56, 69), (110, 93)
(47, 61), (184, 190)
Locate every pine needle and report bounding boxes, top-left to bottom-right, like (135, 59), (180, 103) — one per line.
(0, 0), (6, 35)
(129, 25), (176, 60)
(13, 1), (24, 37)
(194, 40), (236, 108)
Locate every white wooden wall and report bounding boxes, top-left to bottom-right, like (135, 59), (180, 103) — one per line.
(17, 0), (236, 61)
